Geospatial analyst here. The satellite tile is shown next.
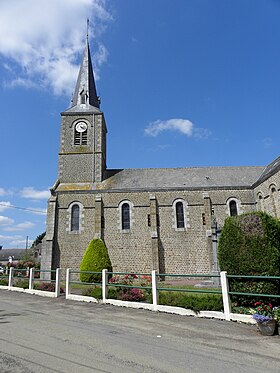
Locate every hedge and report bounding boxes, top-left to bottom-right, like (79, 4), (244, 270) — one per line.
(218, 211), (280, 306)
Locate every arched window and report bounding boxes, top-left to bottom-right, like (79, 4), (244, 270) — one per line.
(270, 185), (278, 217)
(257, 193), (264, 211)
(172, 199), (188, 230)
(175, 201), (185, 228)
(71, 204), (80, 231)
(226, 198), (241, 217)
(229, 200), (238, 216)
(121, 203), (130, 230)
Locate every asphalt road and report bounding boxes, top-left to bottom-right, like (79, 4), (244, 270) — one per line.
(0, 291), (279, 373)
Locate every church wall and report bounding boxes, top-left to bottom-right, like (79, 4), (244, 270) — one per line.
(253, 170), (280, 218)
(55, 193), (96, 271)
(206, 188), (256, 227)
(103, 192), (152, 273)
(53, 187), (257, 275)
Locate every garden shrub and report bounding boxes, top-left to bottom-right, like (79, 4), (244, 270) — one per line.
(80, 239), (112, 283)
(0, 278), (8, 286)
(82, 286), (102, 299)
(33, 282), (65, 293)
(82, 286), (117, 299)
(108, 274), (152, 302)
(14, 279), (29, 289)
(158, 291), (223, 313)
(218, 212), (280, 306)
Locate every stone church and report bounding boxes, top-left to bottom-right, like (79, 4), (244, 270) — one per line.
(41, 40), (280, 276)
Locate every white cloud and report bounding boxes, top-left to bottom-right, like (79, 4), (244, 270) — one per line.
(145, 118), (211, 139)
(145, 119), (194, 137)
(0, 216), (14, 226)
(0, 201), (13, 213)
(4, 221), (35, 232)
(9, 239), (34, 248)
(0, 188), (8, 196)
(0, 234), (22, 241)
(21, 187), (50, 200)
(193, 127), (212, 139)
(0, 0), (112, 96)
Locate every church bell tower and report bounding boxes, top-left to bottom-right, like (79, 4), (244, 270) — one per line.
(58, 39), (107, 186)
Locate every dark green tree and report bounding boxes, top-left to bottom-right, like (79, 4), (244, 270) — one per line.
(218, 212), (280, 306)
(31, 232), (46, 248)
(80, 239), (112, 283)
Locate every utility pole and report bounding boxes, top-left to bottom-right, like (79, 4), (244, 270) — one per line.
(25, 236), (29, 258)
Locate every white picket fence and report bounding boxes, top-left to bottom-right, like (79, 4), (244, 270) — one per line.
(0, 267), (256, 324)
(0, 267), (61, 298)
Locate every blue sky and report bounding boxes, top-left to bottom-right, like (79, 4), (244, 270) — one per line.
(0, 0), (280, 248)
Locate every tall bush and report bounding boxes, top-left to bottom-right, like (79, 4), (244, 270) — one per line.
(80, 239), (112, 283)
(218, 212), (280, 306)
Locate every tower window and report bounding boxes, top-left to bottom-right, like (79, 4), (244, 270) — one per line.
(71, 204), (80, 231)
(121, 203), (130, 230)
(175, 201), (185, 228)
(80, 89), (88, 105)
(74, 121), (88, 146)
(81, 93), (86, 104)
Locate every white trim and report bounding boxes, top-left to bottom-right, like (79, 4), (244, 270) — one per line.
(172, 199), (189, 231)
(256, 192), (264, 212)
(118, 200), (134, 232)
(66, 201), (84, 234)
(226, 197), (242, 216)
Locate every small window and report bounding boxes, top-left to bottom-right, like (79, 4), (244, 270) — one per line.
(176, 201), (185, 228)
(71, 204), (80, 231)
(122, 203), (130, 230)
(80, 93), (86, 104)
(229, 200), (238, 216)
(202, 213), (206, 225)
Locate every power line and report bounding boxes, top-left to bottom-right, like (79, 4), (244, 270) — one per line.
(0, 203), (46, 215)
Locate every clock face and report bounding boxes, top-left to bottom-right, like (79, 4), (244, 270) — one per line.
(75, 122), (87, 133)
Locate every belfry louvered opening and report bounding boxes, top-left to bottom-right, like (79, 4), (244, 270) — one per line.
(74, 128), (88, 145)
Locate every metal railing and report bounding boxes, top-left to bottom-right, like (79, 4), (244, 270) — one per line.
(1, 267), (280, 322)
(0, 267), (62, 297)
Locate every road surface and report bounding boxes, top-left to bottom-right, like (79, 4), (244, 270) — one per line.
(0, 291), (279, 372)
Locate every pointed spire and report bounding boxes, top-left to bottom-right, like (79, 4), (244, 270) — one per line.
(68, 29), (100, 112)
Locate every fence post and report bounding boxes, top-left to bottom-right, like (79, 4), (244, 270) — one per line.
(220, 271), (231, 321)
(65, 269), (70, 299)
(55, 268), (61, 297)
(8, 267), (14, 288)
(29, 268), (34, 290)
(152, 270), (158, 311)
(102, 269), (108, 302)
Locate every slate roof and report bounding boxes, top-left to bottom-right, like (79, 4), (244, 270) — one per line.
(64, 39), (101, 114)
(253, 156), (280, 186)
(98, 166), (265, 191)
(55, 165), (266, 193)
(0, 249), (25, 262)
